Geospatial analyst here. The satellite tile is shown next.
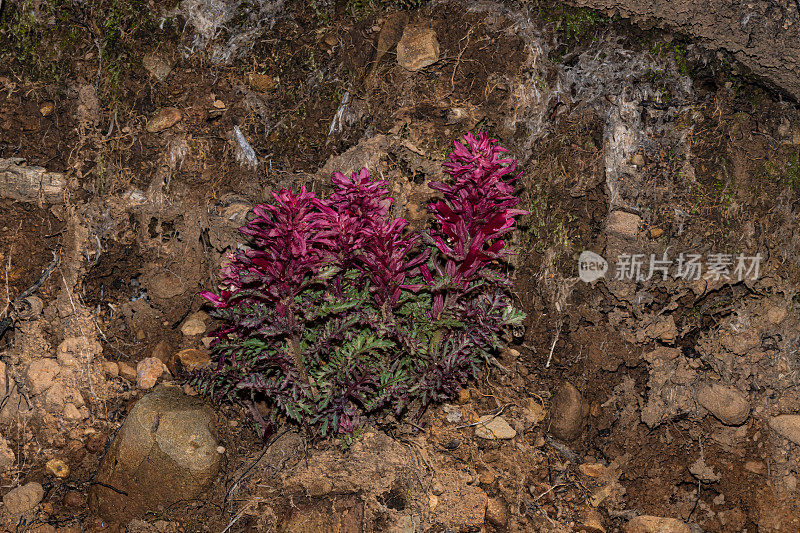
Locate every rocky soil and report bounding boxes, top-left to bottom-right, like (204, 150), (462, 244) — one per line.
(1, 0), (800, 531)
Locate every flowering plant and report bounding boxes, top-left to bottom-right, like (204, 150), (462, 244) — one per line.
(192, 133), (527, 438)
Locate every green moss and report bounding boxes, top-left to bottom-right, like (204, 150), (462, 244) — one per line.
(0, 0), (163, 105)
(787, 153), (800, 191)
(650, 41), (690, 76)
(542, 5), (611, 43)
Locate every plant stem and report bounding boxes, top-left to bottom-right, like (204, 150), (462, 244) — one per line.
(289, 332), (318, 398)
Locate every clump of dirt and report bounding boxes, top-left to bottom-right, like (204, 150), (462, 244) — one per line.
(2, 0), (800, 531)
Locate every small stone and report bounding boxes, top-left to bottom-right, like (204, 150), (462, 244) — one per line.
(39, 102), (55, 117)
(650, 227), (664, 238)
(549, 381), (588, 440)
(478, 469), (496, 485)
(0, 434), (15, 472)
(3, 482), (44, 515)
(475, 415), (516, 440)
(201, 336), (214, 349)
(26, 358), (61, 394)
(623, 515), (690, 533)
(607, 211), (641, 238)
(428, 493), (439, 510)
(485, 497), (509, 528)
(213, 99), (226, 109)
(146, 271), (187, 299)
(456, 388), (470, 404)
(582, 508), (607, 532)
(46, 458), (70, 478)
(216, 446), (225, 454)
(432, 480), (444, 495)
(136, 357), (165, 389)
(744, 460), (766, 475)
(63, 403), (82, 420)
(85, 432), (107, 453)
(101, 361), (119, 378)
(152, 340), (173, 365)
(246, 73), (278, 92)
(579, 462), (608, 478)
(146, 107), (182, 133)
(689, 457), (719, 483)
(768, 415), (800, 444)
(631, 153), (646, 167)
(696, 382), (750, 426)
(778, 117), (791, 138)
(766, 305), (787, 325)
(183, 383), (198, 396)
(142, 54), (172, 83)
(396, 26), (440, 71)
(63, 490), (84, 508)
(176, 349), (210, 371)
(524, 399), (545, 426)
(181, 311), (208, 336)
(118, 361), (137, 382)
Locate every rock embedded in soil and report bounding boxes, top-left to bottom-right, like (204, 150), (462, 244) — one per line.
(45, 458), (69, 478)
(101, 361), (119, 378)
(26, 358), (60, 394)
(180, 311), (208, 336)
(689, 457), (719, 483)
(765, 305), (787, 324)
(475, 415), (517, 440)
(396, 25), (440, 71)
(581, 508), (607, 532)
(39, 101), (54, 117)
(0, 158), (66, 204)
(145, 107), (182, 133)
(3, 482), (44, 515)
(696, 382), (750, 426)
(246, 72), (277, 92)
(142, 54), (173, 83)
(136, 357), (167, 389)
(485, 496), (509, 528)
(63, 490), (84, 508)
(88, 385), (221, 524)
(176, 348), (211, 371)
(118, 361), (136, 382)
(0, 434), (15, 472)
(549, 382), (588, 441)
(768, 414), (800, 445)
(607, 210), (641, 238)
(63, 403), (82, 420)
(623, 515), (691, 533)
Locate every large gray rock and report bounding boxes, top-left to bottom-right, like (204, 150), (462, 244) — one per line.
(88, 385), (222, 523)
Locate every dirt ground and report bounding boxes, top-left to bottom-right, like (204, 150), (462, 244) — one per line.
(1, 0), (799, 531)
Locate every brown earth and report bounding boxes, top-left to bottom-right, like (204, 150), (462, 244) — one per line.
(1, 0), (800, 532)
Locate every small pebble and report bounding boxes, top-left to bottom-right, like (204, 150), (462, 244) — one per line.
(45, 458), (69, 478)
